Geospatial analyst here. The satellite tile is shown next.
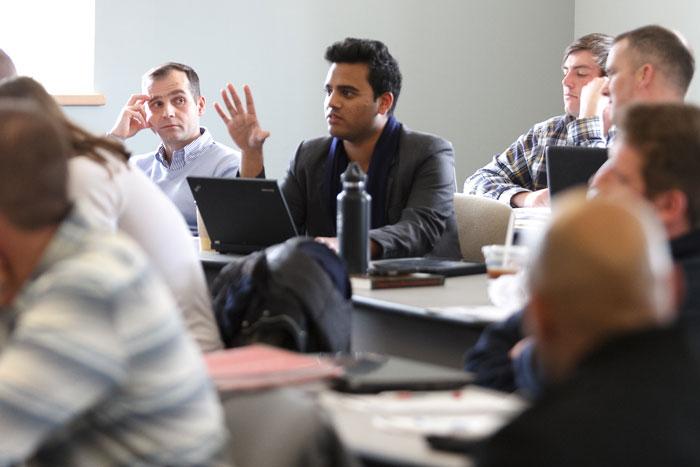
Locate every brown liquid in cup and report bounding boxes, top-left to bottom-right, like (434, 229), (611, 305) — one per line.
(486, 267), (519, 279)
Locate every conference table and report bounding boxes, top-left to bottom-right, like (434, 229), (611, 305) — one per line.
(217, 354), (525, 467)
(351, 275), (509, 369)
(200, 245), (510, 369)
(319, 384), (526, 467)
(345, 207), (545, 367)
(201, 244), (525, 466)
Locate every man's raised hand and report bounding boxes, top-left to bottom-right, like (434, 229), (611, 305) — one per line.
(214, 84), (270, 153)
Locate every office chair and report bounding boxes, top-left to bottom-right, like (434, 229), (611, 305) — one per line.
(454, 193), (512, 262)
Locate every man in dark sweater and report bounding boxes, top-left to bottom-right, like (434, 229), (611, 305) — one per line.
(474, 191), (700, 466)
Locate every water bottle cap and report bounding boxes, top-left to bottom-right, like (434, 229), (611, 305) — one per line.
(341, 162), (367, 184)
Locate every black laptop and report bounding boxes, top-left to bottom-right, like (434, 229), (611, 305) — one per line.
(187, 177), (298, 254)
(369, 257), (486, 278)
(545, 146), (608, 196)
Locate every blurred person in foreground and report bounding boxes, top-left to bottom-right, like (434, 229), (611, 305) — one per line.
(0, 101), (226, 465)
(0, 76), (222, 352)
(475, 191), (700, 466)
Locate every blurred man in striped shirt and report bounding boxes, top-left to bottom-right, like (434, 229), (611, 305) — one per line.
(0, 102), (227, 466)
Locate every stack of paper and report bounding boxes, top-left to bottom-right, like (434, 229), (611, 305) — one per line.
(320, 387), (526, 439)
(427, 305), (516, 323)
(512, 207), (551, 231)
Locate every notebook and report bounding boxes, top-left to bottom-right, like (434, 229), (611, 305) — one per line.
(351, 272), (446, 290)
(545, 146), (608, 196)
(187, 177), (298, 254)
(369, 257), (486, 278)
(205, 344), (343, 392)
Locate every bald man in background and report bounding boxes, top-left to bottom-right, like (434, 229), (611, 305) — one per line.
(603, 24), (694, 122)
(475, 193), (700, 466)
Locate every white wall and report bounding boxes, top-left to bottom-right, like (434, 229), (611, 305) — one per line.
(575, 0), (700, 104)
(64, 0), (574, 184)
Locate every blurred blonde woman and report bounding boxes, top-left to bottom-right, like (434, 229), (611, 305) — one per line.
(0, 77), (222, 352)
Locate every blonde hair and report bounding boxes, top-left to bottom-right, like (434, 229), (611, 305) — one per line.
(0, 77), (130, 166)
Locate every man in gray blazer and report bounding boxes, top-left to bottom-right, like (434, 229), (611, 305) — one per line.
(215, 38), (459, 259)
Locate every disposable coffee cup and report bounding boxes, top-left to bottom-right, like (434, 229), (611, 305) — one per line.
(196, 206), (212, 252)
(481, 244), (529, 279)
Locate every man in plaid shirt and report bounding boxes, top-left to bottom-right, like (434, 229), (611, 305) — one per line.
(464, 25), (695, 399)
(464, 33), (613, 207)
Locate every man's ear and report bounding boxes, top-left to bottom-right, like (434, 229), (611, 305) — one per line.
(525, 292), (557, 343)
(636, 63), (655, 90)
(377, 92), (394, 116)
(652, 189), (689, 234)
(197, 95), (206, 116)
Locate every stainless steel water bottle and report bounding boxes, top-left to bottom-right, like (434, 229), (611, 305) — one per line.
(337, 162), (371, 274)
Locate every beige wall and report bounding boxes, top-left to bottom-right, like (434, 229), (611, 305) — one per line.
(64, 0), (575, 185)
(575, 0), (700, 104)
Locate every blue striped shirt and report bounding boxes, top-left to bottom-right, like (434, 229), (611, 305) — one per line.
(0, 208), (226, 466)
(131, 127), (240, 233)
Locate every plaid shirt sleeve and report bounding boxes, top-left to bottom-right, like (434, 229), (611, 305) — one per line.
(566, 116), (607, 147)
(464, 115), (610, 205)
(464, 116), (567, 205)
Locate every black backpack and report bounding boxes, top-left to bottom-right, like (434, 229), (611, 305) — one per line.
(211, 237), (352, 353)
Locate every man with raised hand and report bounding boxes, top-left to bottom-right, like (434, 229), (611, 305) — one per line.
(216, 37), (459, 259)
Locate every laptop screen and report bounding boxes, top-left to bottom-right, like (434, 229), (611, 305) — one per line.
(545, 146), (608, 196)
(188, 177), (298, 254)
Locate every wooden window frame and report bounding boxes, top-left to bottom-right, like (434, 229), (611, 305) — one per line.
(55, 94), (106, 106)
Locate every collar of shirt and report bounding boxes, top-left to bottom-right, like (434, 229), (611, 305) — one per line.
(12, 204), (87, 314)
(671, 229), (700, 262)
(155, 127), (214, 171)
(29, 205), (87, 279)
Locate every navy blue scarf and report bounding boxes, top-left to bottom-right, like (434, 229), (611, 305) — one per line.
(325, 116), (402, 233)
